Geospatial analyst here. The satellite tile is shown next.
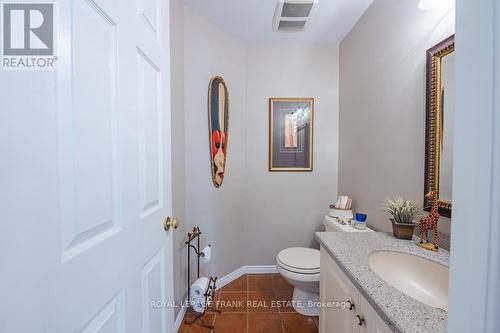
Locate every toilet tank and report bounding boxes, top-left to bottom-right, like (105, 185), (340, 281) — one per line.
(322, 215), (374, 232)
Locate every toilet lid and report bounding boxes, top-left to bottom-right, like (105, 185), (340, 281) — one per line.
(277, 247), (320, 274)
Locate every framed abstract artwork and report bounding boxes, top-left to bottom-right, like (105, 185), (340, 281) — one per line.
(208, 76), (229, 188)
(269, 98), (314, 171)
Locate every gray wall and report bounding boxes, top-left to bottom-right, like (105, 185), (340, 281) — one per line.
(183, 5), (248, 277)
(169, 0), (187, 318)
(243, 44), (339, 264)
(170, 3), (247, 315)
(170, 5), (340, 315)
(338, 0), (455, 233)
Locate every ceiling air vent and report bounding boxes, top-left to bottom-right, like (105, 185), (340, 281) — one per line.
(273, 0), (317, 33)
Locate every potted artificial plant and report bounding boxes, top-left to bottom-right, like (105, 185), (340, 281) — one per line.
(383, 196), (422, 240)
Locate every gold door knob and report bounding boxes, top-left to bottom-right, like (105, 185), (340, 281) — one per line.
(164, 217), (179, 231)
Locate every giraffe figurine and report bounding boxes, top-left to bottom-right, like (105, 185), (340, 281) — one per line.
(419, 191), (440, 250)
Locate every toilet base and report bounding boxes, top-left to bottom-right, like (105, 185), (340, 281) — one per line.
(292, 287), (320, 316)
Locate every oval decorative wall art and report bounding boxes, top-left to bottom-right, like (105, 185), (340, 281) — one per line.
(208, 76), (229, 188)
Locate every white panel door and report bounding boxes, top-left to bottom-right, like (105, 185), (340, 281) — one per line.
(0, 0), (175, 332)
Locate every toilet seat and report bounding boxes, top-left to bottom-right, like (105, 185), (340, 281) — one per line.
(277, 247), (320, 274)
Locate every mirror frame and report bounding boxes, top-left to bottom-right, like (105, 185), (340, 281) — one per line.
(424, 35), (454, 218)
(208, 76), (229, 188)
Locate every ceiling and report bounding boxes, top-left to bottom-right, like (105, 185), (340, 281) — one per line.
(182, 0), (373, 44)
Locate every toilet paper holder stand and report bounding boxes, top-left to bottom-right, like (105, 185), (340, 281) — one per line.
(184, 226), (220, 328)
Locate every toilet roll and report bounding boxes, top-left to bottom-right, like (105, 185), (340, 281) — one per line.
(201, 245), (211, 263)
(190, 277), (210, 313)
(191, 299), (207, 313)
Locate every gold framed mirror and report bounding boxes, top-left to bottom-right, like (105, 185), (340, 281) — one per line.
(424, 35), (454, 218)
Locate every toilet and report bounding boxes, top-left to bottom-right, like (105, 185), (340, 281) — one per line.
(277, 247), (320, 316)
(276, 214), (374, 316)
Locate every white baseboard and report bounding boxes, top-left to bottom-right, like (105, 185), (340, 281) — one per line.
(243, 264), (278, 274)
(173, 298), (187, 333)
(174, 265), (277, 332)
(217, 265), (278, 289)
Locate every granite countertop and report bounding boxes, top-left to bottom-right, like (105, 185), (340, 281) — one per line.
(315, 231), (449, 333)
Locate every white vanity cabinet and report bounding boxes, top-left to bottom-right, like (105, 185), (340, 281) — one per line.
(320, 247), (393, 333)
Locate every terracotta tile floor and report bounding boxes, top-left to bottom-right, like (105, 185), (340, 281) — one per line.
(178, 274), (319, 333)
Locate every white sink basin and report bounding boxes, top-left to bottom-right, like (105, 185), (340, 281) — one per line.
(368, 251), (449, 310)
